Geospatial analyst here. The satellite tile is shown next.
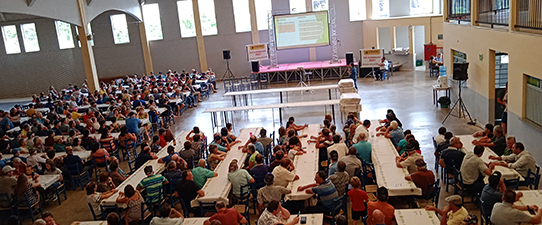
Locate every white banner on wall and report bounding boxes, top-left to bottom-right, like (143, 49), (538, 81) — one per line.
(246, 43), (269, 61)
(360, 49), (384, 68)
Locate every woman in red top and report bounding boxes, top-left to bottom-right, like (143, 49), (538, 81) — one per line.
(158, 129), (168, 148)
(91, 142), (109, 164)
(348, 177), (369, 225)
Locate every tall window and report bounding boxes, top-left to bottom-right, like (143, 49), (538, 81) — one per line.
(142, 3), (164, 41)
(290, 0), (306, 13)
(349, 0), (367, 21)
(1, 25), (21, 54)
(373, 0), (389, 18)
(177, 0), (196, 37)
(255, 0), (272, 30)
(55, 21), (75, 49)
(177, 0), (218, 37)
(20, 23), (40, 52)
(232, 0), (251, 33)
(198, 0), (218, 35)
(410, 0), (432, 15)
(110, 14), (130, 44)
(76, 23), (95, 47)
(525, 75), (542, 127)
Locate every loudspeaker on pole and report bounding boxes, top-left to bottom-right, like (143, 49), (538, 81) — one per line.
(251, 60), (259, 72)
(223, 50), (231, 60)
(346, 52), (354, 65)
(453, 62), (469, 80)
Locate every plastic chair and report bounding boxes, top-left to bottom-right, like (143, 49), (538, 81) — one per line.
(198, 200), (216, 217)
(259, 73), (268, 89)
(65, 163), (90, 190)
(16, 193), (43, 222)
(361, 160), (376, 185)
(54, 179), (68, 205)
(433, 180), (441, 208)
(100, 139), (120, 162)
(249, 74), (260, 90)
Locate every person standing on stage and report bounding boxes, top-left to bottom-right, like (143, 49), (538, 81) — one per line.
(348, 62), (358, 89)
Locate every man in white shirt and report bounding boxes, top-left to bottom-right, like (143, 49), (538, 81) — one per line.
(258, 200), (299, 225)
(327, 135), (348, 161)
(489, 142), (536, 178)
(271, 158), (299, 187)
(376, 57), (389, 81)
(27, 149), (47, 171)
(435, 127), (447, 145)
(352, 120), (371, 144)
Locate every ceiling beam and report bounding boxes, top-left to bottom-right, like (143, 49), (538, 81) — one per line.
(27, 0), (37, 7)
(86, 0), (93, 6)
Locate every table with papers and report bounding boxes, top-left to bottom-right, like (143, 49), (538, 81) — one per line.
(38, 174), (61, 189)
(285, 124), (320, 201)
(191, 127), (261, 207)
(395, 209), (440, 225)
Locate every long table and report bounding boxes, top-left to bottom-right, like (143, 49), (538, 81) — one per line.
(223, 84), (339, 107)
(395, 209), (440, 225)
(3, 150), (91, 161)
(37, 174), (61, 189)
(101, 130), (190, 208)
(514, 190), (542, 224)
(182, 214), (323, 225)
(191, 127), (261, 207)
(457, 135), (524, 182)
(203, 100), (339, 132)
(285, 124), (320, 201)
(369, 120), (423, 196)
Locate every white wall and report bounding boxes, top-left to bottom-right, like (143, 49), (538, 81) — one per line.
(378, 27), (392, 52)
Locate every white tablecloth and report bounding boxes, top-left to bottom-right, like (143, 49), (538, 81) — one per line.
(395, 209), (440, 225)
(513, 190), (542, 224)
(457, 135), (524, 182)
(77, 221), (106, 225)
(285, 213), (324, 225)
(38, 174), (61, 189)
(285, 124), (320, 201)
(101, 130), (190, 208)
(191, 127), (261, 207)
(4, 150), (92, 161)
(105, 118), (149, 126)
(368, 120), (422, 196)
(183, 218), (210, 225)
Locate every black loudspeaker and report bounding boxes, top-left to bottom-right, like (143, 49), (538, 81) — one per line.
(251, 60), (259, 72)
(453, 62), (469, 80)
(346, 52), (354, 65)
(223, 50), (231, 60)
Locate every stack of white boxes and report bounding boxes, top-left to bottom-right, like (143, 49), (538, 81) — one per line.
(338, 79), (362, 118)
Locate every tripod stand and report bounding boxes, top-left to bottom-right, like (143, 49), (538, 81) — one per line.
(442, 81), (476, 125)
(221, 59), (235, 81)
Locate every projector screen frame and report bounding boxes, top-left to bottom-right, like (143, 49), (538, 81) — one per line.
(273, 11), (331, 51)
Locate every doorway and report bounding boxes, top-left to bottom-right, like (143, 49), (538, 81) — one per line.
(494, 51), (509, 125)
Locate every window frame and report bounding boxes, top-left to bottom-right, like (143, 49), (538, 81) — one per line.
(54, 21), (75, 50)
(110, 14), (131, 44)
(20, 23), (40, 53)
(142, 3), (164, 41)
(1, 25), (22, 54)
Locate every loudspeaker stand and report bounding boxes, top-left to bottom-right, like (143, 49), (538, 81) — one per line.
(222, 59), (235, 81)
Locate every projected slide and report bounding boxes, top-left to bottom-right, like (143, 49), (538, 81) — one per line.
(274, 11), (330, 50)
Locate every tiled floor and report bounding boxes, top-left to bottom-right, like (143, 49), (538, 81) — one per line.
(2, 69), (484, 224)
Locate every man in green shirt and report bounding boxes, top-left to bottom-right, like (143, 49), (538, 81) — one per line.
(192, 159), (218, 188)
(227, 160), (254, 199)
(245, 145), (261, 170)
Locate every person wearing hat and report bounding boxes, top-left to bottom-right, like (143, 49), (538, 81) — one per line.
(491, 189), (542, 225)
(404, 158), (435, 197)
(426, 195), (469, 225)
(257, 174), (291, 214)
(480, 171), (508, 221)
(0, 165), (17, 198)
(367, 187), (395, 225)
(227, 159), (254, 202)
(395, 144), (423, 174)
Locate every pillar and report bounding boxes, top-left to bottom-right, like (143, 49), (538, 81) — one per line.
(366, 0), (373, 20)
(391, 27), (396, 49)
(509, 0), (518, 31)
(472, 0), (479, 26)
(306, 0), (317, 61)
(76, 0), (99, 92)
(192, 0), (208, 72)
(249, 0), (259, 44)
(409, 25), (416, 69)
(139, 22), (154, 76)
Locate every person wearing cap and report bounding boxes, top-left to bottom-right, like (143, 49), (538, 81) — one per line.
(175, 170), (205, 214)
(64, 146), (93, 173)
(489, 142), (536, 178)
(480, 171), (509, 220)
(227, 159), (254, 201)
(461, 145), (495, 195)
(367, 187), (395, 225)
(192, 159), (218, 188)
(0, 165), (17, 199)
(439, 136), (465, 175)
(204, 201), (247, 225)
(404, 159), (435, 196)
(395, 144), (423, 174)
(137, 166), (168, 203)
(257, 174), (291, 213)
(426, 195), (469, 225)
(491, 189), (542, 225)
(272, 158), (299, 187)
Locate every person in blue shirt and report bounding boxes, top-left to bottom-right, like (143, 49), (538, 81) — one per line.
(242, 135), (265, 155)
(0, 153), (9, 169)
(210, 135), (229, 152)
(158, 146), (180, 165)
(125, 112), (141, 134)
(348, 62), (358, 90)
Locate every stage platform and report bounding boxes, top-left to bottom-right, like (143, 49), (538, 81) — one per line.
(253, 59), (357, 83)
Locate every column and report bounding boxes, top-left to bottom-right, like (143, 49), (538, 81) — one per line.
(192, 0), (208, 72)
(472, 0), (479, 26)
(509, 0), (518, 31)
(306, 0), (317, 61)
(139, 22), (154, 75)
(391, 27), (396, 49)
(408, 25), (416, 69)
(249, 0), (259, 44)
(366, 0), (373, 19)
(76, 0), (99, 92)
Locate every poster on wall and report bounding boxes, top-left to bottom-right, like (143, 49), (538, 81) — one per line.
(246, 43), (269, 61)
(360, 49), (384, 68)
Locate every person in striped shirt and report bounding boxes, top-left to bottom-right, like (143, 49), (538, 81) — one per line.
(297, 171), (339, 212)
(137, 165), (169, 203)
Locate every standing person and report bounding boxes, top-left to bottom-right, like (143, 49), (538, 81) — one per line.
(376, 57), (389, 81)
(348, 177), (369, 225)
(497, 83), (508, 135)
(348, 62), (358, 89)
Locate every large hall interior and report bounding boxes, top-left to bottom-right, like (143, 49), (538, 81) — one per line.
(1, 0), (542, 224)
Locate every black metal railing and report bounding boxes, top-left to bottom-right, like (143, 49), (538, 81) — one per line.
(516, 0), (542, 30)
(477, 0), (509, 26)
(449, 0), (472, 22)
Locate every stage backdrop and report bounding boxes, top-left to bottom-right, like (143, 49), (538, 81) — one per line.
(274, 11), (330, 50)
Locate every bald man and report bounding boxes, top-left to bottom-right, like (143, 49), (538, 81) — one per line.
(373, 209), (386, 225)
(192, 159), (218, 188)
(272, 158), (299, 187)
